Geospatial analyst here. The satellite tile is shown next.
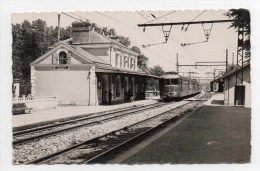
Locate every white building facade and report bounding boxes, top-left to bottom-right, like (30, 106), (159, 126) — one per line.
(30, 22), (149, 105)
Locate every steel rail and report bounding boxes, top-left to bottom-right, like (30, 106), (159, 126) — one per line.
(13, 102), (161, 136)
(85, 103), (204, 164)
(28, 100), (198, 164)
(13, 103), (167, 145)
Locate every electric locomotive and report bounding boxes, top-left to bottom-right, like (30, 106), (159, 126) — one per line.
(159, 72), (202, 100)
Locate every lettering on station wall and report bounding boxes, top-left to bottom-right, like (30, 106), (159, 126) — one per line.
(54, 66), (69, 70)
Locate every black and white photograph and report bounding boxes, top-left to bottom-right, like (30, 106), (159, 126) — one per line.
(1, 0), (260, 171)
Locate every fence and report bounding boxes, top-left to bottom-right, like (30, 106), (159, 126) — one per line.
(12, 96), (57, 111)
(145, 90), (160, 97)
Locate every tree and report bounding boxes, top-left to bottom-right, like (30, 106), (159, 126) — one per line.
(225, 9), (250, 58)
(146, 65), (165, 91)
(116, 36), (131, 47)
(12, 19), (73, 95)
(149, 65), (165, 76)
(108, 28), (116, 36)
(12, 19), (135, 95)
(131, 46), (149, 72)
(60, 26), (72, 40)
(130, 46), (141, 54)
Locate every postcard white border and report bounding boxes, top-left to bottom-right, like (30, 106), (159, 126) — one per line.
(1, 0), (260, 171)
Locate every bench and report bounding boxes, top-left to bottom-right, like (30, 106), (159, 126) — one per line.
(12, 103), (33, 115)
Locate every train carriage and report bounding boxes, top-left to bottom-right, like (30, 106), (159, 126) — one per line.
(159, 72), (202, 100)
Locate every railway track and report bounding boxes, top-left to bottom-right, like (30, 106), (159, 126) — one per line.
(13, 92), (210, 164)
(28, 100), (203, 164)
(13, 102), (168, 145)
(14, 101), (191, 164)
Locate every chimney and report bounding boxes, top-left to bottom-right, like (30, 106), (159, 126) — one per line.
(72, 22), (91, 44)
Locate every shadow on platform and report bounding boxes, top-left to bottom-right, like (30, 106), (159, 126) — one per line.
(211, 100), (224, 105)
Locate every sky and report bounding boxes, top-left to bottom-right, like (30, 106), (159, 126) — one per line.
(12, 10), (237, 79)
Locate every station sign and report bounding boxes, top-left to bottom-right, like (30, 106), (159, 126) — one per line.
(54, 66), (69, 70)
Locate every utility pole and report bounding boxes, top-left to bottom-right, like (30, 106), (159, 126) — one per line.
(234, 27), (246, 105)
(236, 27), (244, 86)
(176, 53), (179, 73)
(58, 13), (61, 42)
(226, 49), (228, 73)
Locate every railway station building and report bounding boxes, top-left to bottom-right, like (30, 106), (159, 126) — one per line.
(30, 22), (152, 106)
(222, 62), (251, 108)
(210, 77), (224, 92)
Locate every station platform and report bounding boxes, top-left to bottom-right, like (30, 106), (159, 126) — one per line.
(113, 93), (251, 164)
(12, 96), (160, 129)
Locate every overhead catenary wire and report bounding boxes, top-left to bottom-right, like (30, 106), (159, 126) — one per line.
(94, 11), (177, 66)
(146, 11), (176, 23)
(95, 11), (177, 65)
(190, 10), (207, 22)
(181, 10), (208, 47)
(61, 12), (85, 23)
(139, 11), (197, 63)
(70, 11), (178, 63)
(62, 11), (197, 70)
(137, 11), (188, 63)
(96, 11), (139, 31)
(60, 12), (176, 67)
(69, 12), (89, 22)
(137, 11), (197, 64)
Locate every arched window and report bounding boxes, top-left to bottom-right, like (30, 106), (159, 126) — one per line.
(59, 51), (68, 64)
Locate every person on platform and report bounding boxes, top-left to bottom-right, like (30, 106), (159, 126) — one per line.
(108, 89), (112, 105)
(128, 88), (134, 102)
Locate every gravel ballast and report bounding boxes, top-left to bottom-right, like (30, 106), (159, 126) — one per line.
(13, 101), (190, 164)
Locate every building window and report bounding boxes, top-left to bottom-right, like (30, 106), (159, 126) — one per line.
(124, 56), (128, 68)
(130, 58), (135, 70)
(115, 54), (119, 67)
(127, 56), (130, 68)
(133, 59), (136, 70)
(59, 51), (69, 64)
(129, 58), (132, 69)
(120, 55), (122, 68)
(171, 79), (179, 85)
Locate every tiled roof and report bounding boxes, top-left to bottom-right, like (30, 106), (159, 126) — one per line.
(71, 46), (109, 64)
(96, 63), (142, 74)
(61, 31), (139, 56)
(222, 62), (250, 79)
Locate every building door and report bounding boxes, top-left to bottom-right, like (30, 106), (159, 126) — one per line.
(97, 79), (102, 103)
(100, 75), (108, 104)
(123, 77), (128, 101)
(234, 85), (245, 105)
(102, 80), (106, 104)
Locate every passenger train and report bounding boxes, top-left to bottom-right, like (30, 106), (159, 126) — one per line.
(159, 72), (202, 100)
